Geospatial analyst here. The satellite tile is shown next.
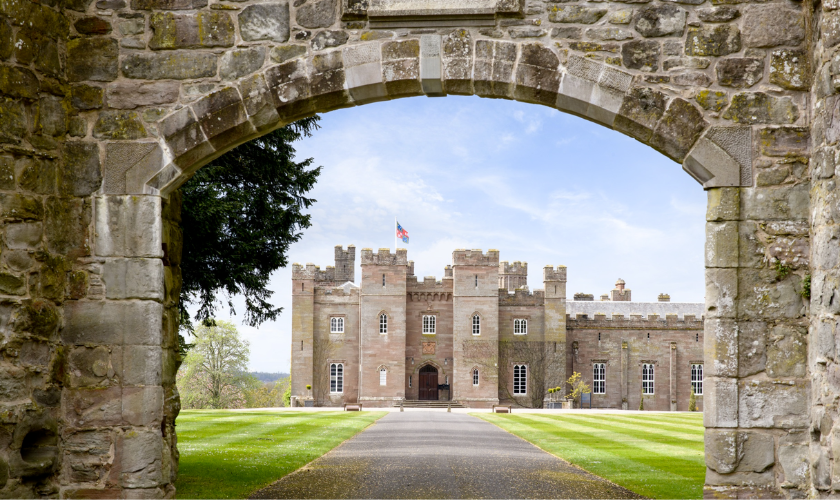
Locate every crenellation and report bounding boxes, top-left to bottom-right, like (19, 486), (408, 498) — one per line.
(452, 248), (500, 266)
(543, 265), (567, 282)
(361, 247), (409, 265)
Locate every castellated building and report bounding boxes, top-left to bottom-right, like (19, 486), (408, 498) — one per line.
(291, 246), (705, 411)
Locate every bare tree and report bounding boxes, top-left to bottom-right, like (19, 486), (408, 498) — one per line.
(497, 340), (564, 408)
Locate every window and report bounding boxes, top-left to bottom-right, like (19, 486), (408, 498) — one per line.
(593, 363), (605, 394)
(330, 317), (344, 333)
(472, 315), (481, 336)
(330, 363), (343, 394)
(647, 332), (650, 339)
(379, 368), (387, 386)
(408, 375), (412, 388)
(691, 364), (703, 395)
(423, 315), (436, 334)
(475, 275), (478, 287)
(696, 333), (699, 342)
(379, 314), (387, 334)
(514, 319), (528, 335)
(382, 274), (386, 287)
(643, 363), (654, 395)
(598, 332), (601, 341)
(473, 368), (479, 386)
(513, 365), (527, 395)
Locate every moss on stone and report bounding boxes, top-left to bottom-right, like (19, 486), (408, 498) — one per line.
(695, 90), (728, 112)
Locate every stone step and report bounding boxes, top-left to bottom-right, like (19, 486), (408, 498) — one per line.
(393, 400), (467, 408)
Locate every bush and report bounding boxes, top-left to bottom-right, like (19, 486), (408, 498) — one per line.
(688, 389), (697, 412)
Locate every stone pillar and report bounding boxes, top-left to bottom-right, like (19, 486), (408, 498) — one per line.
(621, 341), (629, 411)
(669, 342), (677, 412)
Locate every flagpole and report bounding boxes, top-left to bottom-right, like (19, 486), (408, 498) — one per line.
(395, 216), (397, 252)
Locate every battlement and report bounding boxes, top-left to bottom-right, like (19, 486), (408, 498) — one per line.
(360, 247), (409, 266)
(444, 265), (453, 278)
(334, 245), (355, 282)
(292, 262), (336, 282)
(658, 293), (671, 302)
(452, 249), (500, 266)
(566, 312), (703, 328)
(574, 293), (594, 301)
(407, 276), (453, 292)
(500, 261), (528, 275)
(499, 287), (545, 306)
(543, 265), (567, 282)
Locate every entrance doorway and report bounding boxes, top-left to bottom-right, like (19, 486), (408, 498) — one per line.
(418, 365), (438, 401)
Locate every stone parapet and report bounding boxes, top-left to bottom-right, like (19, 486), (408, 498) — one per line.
(360, 247), (409, 266)
(544, 265), (567, 282)
(566, 315), (703, 330)
(498, 288), (545, 306)
(452, 249), (499, 266)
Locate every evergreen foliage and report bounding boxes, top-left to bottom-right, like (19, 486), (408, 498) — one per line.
(179, 117), (322, 330)
(688, 388), (697, 412)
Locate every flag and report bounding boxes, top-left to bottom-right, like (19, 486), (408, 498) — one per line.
(396, 221), (409, 243)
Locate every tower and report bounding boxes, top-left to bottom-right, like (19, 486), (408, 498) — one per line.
(544, 265), (567, 393)
(452, 249), (500, 406)
(499, 261), (528, 291)
(335, 245), (356, 283)
(290, 263), (317, 405)
(359, 248), (408, 404)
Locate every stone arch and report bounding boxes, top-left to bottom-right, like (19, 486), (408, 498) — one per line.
(132, 39), (752, 197)
(413, 360), (446, 378)
(0, 0), (819, 497)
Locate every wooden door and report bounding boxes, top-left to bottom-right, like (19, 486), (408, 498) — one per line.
(418, 366), (438, 400)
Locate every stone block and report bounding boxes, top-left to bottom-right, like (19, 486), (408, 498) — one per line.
(704, 377), (738, 428)
(69, 345), (117, 388)
(103, 258), (164, 301)
(0, 154), (13, 189)
(159, 107), (214, 168)
(741, 6), (804, 48)
(742, 183), (809, 221)
(122, 386), (163, 426)
(62, 142), (102, 197)
(220, 47), (266, 81)
(634, 4), (685, 37)
(0, 64), (38, 100)
(70, 84), (103, 111)
(758, 127), (809, 158)
(104, 142), (164, 195)
(239, 3), (290, 42)
(63, 300), (162, 346)
(95, 195), (163, 258)
(473, 40), (515, 98)
(738, 268), (805, 320)
(37, 95), (66, 137)
(738, 431), (775, 472)
(311, 30), (349, 51)
(45, 197), (91, 258)
(706, 268), (737, 319)
(192, 87), (256, 150)
(0, 99), (27, 145)
(149, 12), (234, 49)
(769, 49), (809, 91)
(121, 52), (217, 80)
(106, 81), (180, 110)
(296, 0), (337, 28)
(765, 324), (807, 378)
(18, 157), (56, 195)
(706, 429), (740, 473)
(705, 318), (738, 377)
(722, 92), (798, 125)
(695, 91), (728, 114)
(514, 43), (561, 106)
(781, 443), (809, 487)
(93, 110), (148, 140)
(237, 74), (281, 131)
(556, 73), (595, 120)
(63, 386), (122, 427)
(0, 193), (43, 220)
(650, 97), (707, 162)
(716, 58), (764, 88)
(739, 380), (807, 428)
(5, 222), (42, 250)
(122, 346), (162, 385)
(548, 5), (606, 24)
(584, 28), (634, 41)
(132, 0), (206, 9)
(614, 86), (667, 142)
(75, 16), (112, 35)
(705, 221), (739, 268)
(697, 6), (739, 22)
(707, 187), (740, 222)
(117, 428), (163, 488)
(738, 320), (766, 377)
(0, 271), (25, 295)
(271, 44), (307, 63)
(685, 25), (740, 57)
(67, 38), (118, 82)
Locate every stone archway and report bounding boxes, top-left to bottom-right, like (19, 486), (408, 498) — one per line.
(0, 0), (825, 497)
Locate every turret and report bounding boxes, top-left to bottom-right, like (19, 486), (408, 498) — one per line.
(499, 260), (528, 291)
(335, 245), (355, 283)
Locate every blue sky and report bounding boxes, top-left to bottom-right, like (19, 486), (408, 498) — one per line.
(196, 95), (707, 373)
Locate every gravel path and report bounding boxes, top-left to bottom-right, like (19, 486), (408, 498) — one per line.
(250, 411), (642, 499)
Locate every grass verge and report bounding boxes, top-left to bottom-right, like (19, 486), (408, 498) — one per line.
(175, 410), (386, 499)
(474, 412), (704, 499)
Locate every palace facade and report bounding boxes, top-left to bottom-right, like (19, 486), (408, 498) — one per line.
(290, 246), (704, 410)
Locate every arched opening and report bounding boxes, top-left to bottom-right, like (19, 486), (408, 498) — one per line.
(418, 364), (439, 401)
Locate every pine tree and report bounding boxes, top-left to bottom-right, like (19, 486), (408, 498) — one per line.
(689, 388), (697, 412)
(639, 387), (644, 411)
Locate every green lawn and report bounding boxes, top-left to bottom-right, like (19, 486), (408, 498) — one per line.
(175, 410), (386, 499)
(475, 412), (705, 499)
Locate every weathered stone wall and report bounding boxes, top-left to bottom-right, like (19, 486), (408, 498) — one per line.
(0, 0), (822, 495)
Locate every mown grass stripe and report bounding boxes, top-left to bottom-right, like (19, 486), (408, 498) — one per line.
(509, 414), (702, 480)
(544, 414), (704, 445)
(579, 414), (705, 434)
(475, 413), (704, 499)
